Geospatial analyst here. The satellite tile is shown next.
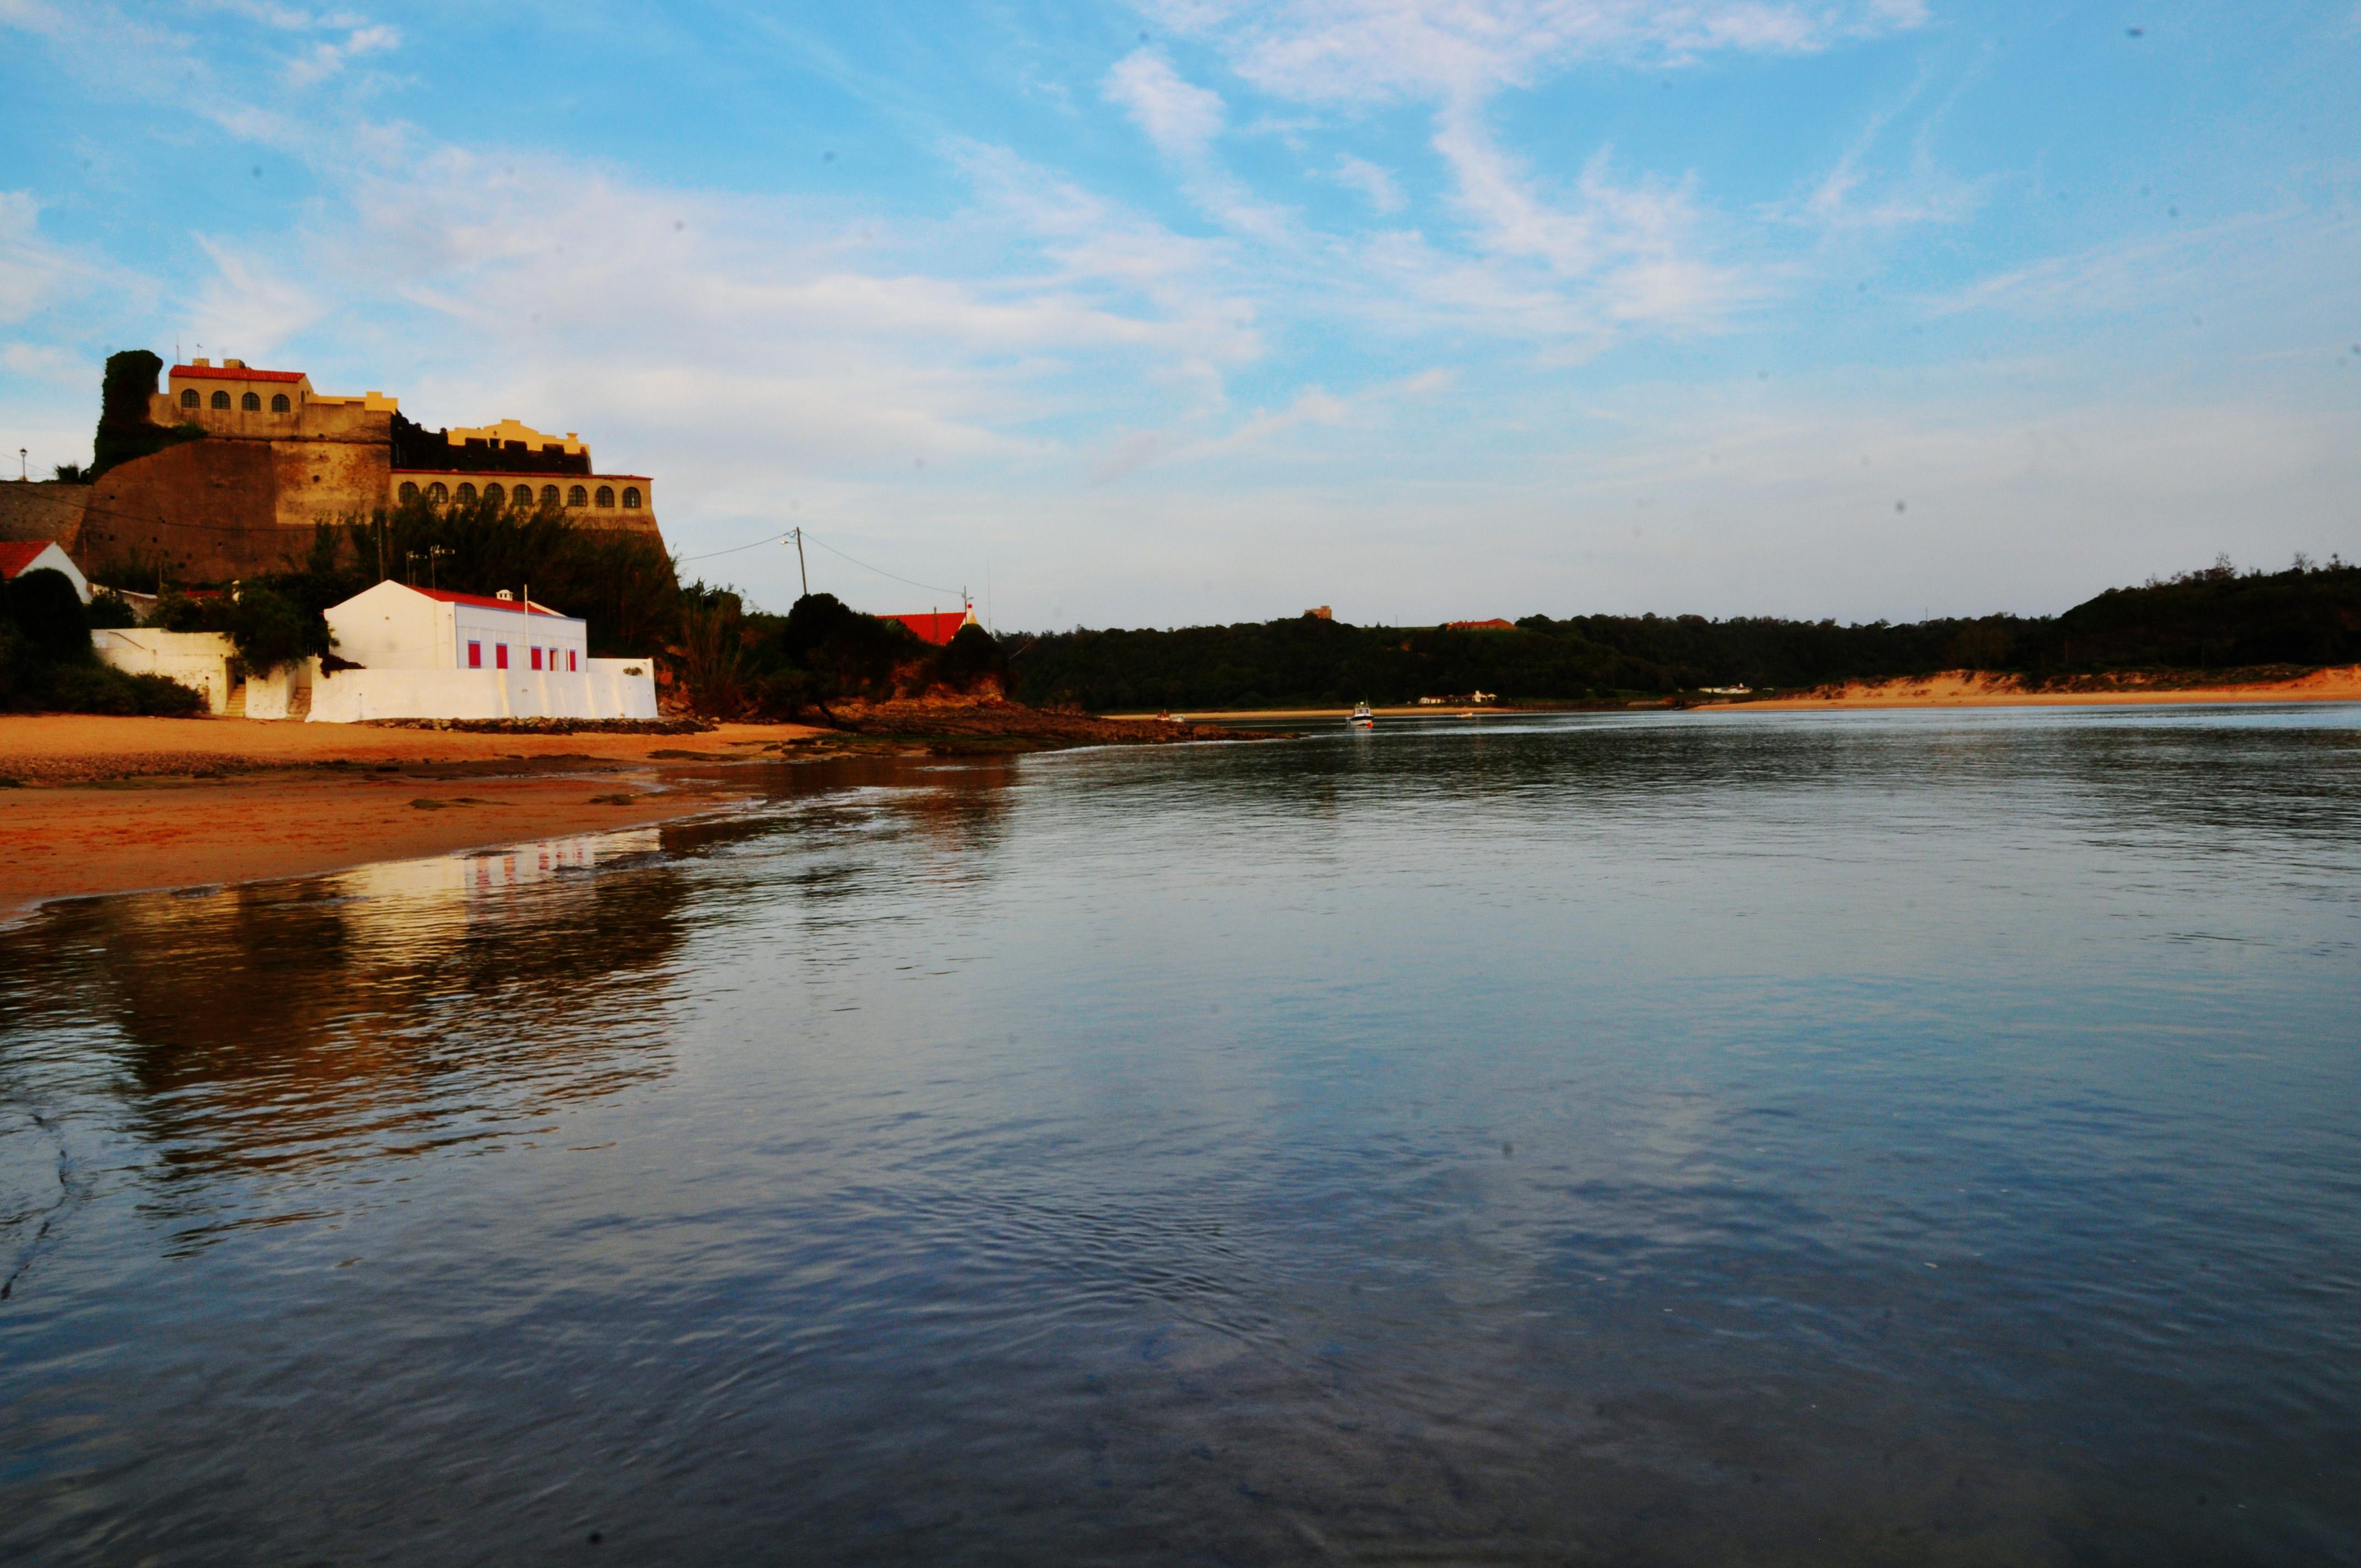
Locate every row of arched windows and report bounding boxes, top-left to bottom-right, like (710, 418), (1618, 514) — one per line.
(182, 388), (292, 412)
(396, 480), (644, 509)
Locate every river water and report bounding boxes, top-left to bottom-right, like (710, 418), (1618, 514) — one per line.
(2, 706), (2357, 1564)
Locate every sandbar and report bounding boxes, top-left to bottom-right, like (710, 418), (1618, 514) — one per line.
(0, 715), (826, 922)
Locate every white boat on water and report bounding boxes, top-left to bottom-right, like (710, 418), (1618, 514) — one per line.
(1349, 703), (1375, 728)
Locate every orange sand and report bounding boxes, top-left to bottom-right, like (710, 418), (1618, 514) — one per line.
(1733, 667), (2361, 710)
(0, 715), (825, 921)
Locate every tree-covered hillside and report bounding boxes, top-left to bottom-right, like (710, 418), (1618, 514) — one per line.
(1004, 558), (2361, 710)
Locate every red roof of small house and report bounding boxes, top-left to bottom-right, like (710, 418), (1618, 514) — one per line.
(880, 608), (975, 646)
(170, 364), (307, 383)
(0, 540), (63, 578)
(1446, 618), (1518, 631)
(410, 585), (579, 620)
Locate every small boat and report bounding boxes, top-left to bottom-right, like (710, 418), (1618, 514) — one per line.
(1348, 703), (1375, 729)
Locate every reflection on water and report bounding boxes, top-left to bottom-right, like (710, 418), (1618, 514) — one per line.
(2, 710), (2358, 1564)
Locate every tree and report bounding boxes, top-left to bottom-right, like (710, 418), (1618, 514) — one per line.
(89, 350), (205, 480)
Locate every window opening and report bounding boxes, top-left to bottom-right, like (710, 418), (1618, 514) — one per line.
(496, 645), (509, 670)
(622, 487), (641, 508)
(180, 388), (199, 407)
(467, 641), (482, 668)
(241, 391), (260, 411)
(271, 393), (290, 412)
(211, 390), (231, 409)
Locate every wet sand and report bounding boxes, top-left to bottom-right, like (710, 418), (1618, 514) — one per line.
(0, 715), (827, 921)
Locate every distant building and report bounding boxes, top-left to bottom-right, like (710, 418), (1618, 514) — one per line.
(310, 580), (655, 722)
(65, 354), (663, 582)
(0, 539), (91, 603)
(1304, 605), (1332, 620)
(1445, 618), (1516, 631)
(879, 604), (980, 647)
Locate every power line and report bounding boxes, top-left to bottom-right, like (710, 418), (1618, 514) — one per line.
(676, 524), (961, 599)
(673, 528), (791, 563)
(801, 532), (961, 599)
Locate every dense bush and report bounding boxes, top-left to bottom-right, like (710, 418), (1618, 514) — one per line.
(0, 568), (205, 715)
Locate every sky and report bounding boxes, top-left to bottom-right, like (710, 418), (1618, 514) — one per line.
(3, 0), (2358, 628)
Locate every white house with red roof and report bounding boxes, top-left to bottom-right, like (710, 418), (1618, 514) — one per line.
(311, 580), (655, 722)
(0, 540), (92, 603)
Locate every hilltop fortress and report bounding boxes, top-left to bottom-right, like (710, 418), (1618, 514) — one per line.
(0, 352), (663, 582)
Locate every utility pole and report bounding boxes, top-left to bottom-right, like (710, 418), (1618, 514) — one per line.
(428, 545), (448, 591)
(17, 449), (24, 482)
(791, 527), (809, 597)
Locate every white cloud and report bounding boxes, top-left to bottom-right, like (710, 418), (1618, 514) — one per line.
(1332, 153), (1405, 213)
(0, 190), (150, 326)
(1103, 50), (1226, 157)
(284, 21), (398, 86)
(1144, 0), (1928, 104)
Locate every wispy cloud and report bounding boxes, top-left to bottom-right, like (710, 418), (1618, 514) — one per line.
(1332, 153), (1405, 213)
(1104, 49), (1226, 157)
(284, 21), (398, 87)
(1145, 0), (1928, 102)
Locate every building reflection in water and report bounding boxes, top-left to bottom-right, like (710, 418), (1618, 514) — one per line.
(1, 826), (691, 1247)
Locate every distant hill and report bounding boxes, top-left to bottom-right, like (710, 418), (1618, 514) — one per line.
(1004, 559), (2361, 710)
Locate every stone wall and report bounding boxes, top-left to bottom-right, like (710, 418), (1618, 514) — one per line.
(80, 440), (300, 581)
(0, 481), (93, 548)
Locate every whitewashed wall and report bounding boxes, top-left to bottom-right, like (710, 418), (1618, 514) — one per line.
(308, 658), (656, 723)
(90, 629), (234, 714)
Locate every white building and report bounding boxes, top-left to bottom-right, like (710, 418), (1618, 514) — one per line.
(1, 540), (93, 603)
(90, 628), (239, 714)
(311, 580), (656, 723)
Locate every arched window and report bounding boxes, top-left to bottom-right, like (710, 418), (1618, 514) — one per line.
(568, 484), (588, 507)
(399, 481), (420, 503)
(241, 391), (260, 411)
(594, 485), (614, 508)
(455, 482), (477, 503)
(621, 487), (641, 508)
(427, 481), (449, 504)
(541, 484), (560, 507)
(211, 390), (231, 409)
(484, 483), (505, 507)
(270, 393), (290, 412)
(180, 388), (199, 408)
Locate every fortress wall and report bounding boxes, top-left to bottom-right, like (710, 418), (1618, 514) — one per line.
(273, 435), (392, 532)
(82, 440), (301, 581)
(0, 482), (93, 549)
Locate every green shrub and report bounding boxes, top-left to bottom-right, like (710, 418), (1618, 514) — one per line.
(6, 569), (92, 662)
(47, 662), (208, 716)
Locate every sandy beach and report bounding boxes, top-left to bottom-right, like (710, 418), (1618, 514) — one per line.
(0, 715), (829, 922)
(1115, 666), (2361, 721)
(1731, 666), (2361, 710)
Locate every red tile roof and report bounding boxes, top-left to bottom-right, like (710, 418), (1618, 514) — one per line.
(880, 609), (974, 646)
(410, 585), (578, 619)
(170, 364), (306, 383)
(0, 540), (61, 578)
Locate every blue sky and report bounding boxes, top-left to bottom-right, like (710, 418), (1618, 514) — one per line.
(4, 1), (2357, 627)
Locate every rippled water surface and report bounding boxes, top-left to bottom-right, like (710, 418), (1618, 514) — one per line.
(4, 706), (2359, 1564)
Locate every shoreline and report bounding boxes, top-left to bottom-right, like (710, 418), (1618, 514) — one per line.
(0, 715), (832, 923)
(1114, 666), (2361, 722)
(0, 704), (1277, 922)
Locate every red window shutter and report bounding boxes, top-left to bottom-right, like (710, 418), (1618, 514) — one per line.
(467, 641), (481, 668)
(496, 645), (508, 669)
(569, 650), (578, 671)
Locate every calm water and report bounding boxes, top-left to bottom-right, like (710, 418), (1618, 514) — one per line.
(3, 707), (2358, 1565)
